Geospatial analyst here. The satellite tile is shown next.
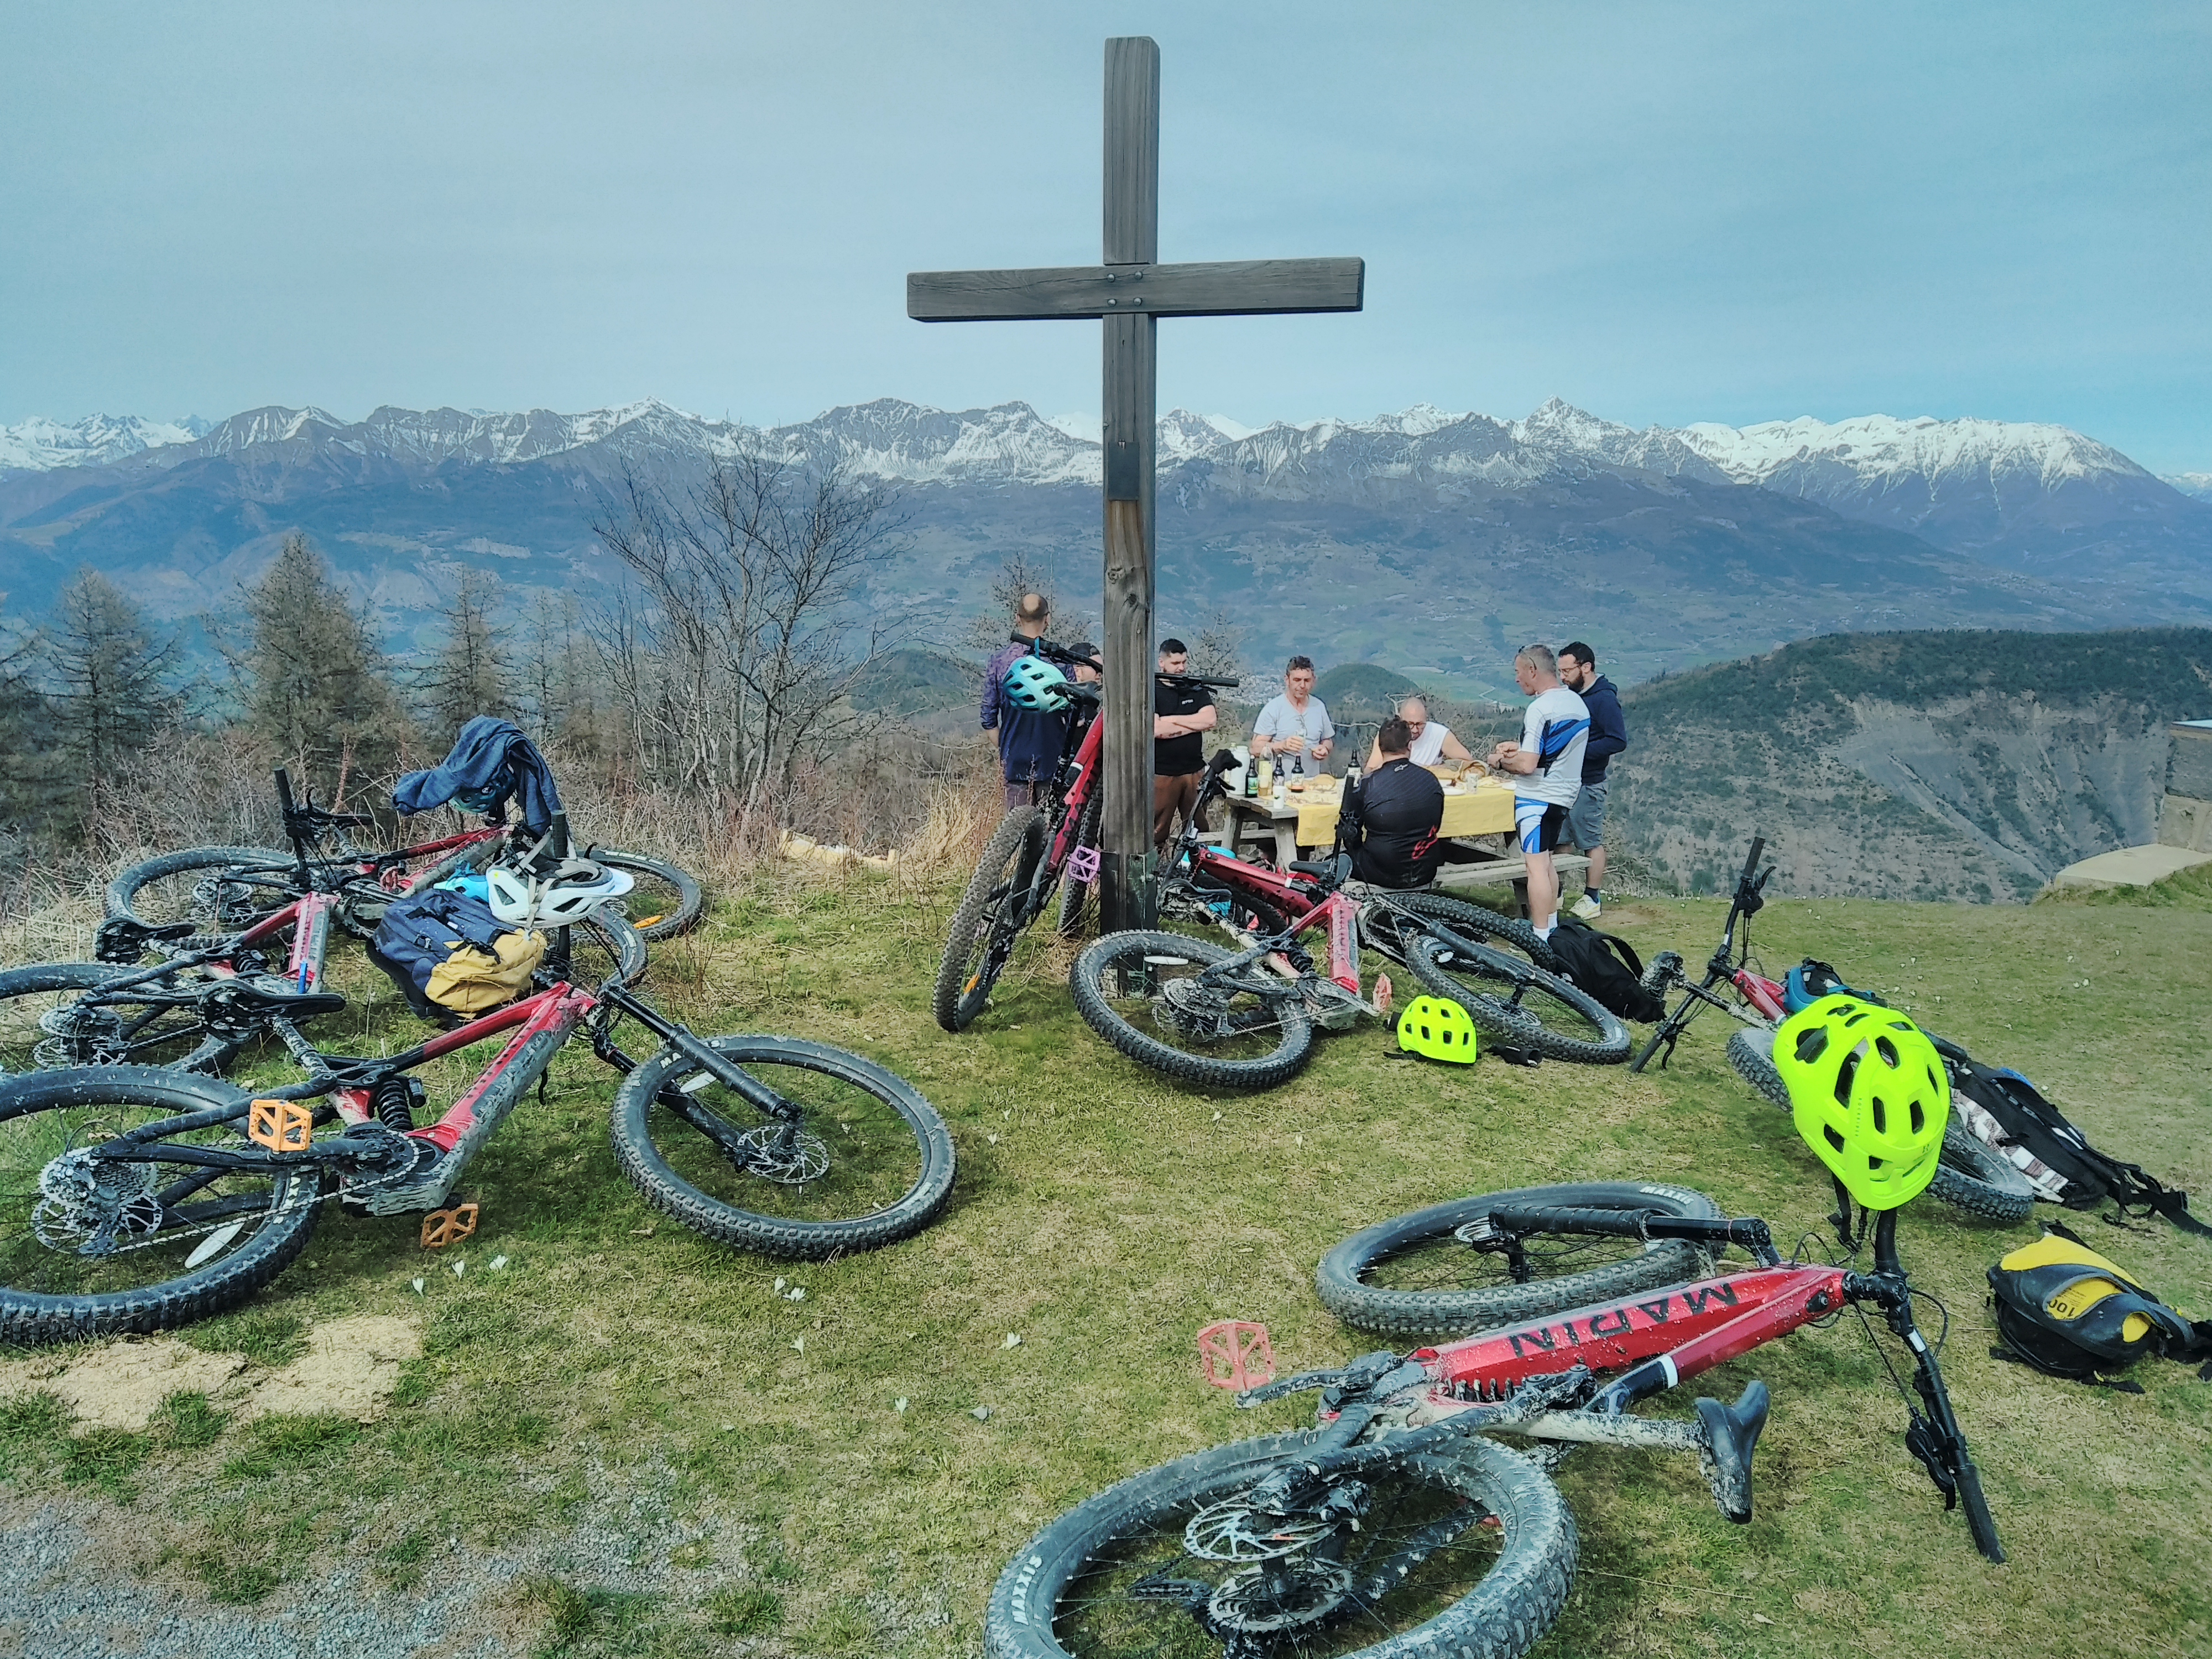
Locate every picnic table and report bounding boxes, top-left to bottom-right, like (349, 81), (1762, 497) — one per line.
(1214, 770), (1586, 918)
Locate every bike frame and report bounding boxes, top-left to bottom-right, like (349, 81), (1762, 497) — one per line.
(1633, 834), (1782, 1071)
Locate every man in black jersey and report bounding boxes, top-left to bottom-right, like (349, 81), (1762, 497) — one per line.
(1337, 717), (1446, 889)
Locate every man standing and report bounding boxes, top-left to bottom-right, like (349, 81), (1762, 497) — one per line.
(1558, 641), (1626, 919)
(1152, 638), (1218, 852)
(1252, 655), (1334, 780)
(979, 592), (1062, 812)
(1338, 717), (1445, 889)
(1489, 644), (1588, 943)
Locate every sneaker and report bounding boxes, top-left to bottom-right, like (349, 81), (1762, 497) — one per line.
(1569, 893), (1602, 920)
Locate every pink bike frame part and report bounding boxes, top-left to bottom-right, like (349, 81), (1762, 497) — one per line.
(328, 983), (597, 1149)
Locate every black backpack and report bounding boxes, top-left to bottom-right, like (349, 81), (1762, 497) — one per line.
(1546, 917), (1666, 1023)
(1937, 1037), (2212, 1239)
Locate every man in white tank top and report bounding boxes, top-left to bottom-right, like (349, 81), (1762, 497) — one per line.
(1365, 696), (1473, 771)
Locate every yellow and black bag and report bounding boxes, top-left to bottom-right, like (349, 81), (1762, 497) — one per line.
(1988, 1224), (2212, 1389)
(424, 928), (547, 1015)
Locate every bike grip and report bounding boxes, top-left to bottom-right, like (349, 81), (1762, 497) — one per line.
(1743, 834), (1764, 878)
(274, 768), (298, 815)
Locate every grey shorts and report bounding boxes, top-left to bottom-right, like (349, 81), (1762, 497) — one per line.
(1566, 778), (1608, 851)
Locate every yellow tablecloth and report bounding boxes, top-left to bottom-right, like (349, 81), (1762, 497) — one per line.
(1292, 775), (1515, 846)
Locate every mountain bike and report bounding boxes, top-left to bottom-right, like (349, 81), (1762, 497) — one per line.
(2, 814), (647, 1081)
(933, 644), (1238, 1032)
(0, 917), (954, 1344)
(1627, 834), (1782, 1074)
(987, 1183), (2000, 1659)
(102, 767), (702, 959)
(1624, 836), (2032, 1222)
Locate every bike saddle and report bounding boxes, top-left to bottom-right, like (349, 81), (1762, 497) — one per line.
(210, 976), (349, 1019)
(1694, 1380), (1771, 1524)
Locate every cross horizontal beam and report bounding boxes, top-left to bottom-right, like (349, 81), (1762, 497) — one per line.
(907, 257), (1363, 323)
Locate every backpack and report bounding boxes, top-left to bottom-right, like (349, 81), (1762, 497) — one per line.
(1546, 917), (1666, 1023)
(1988, 1224), (2212, 1387)
(1937, 1037), (2212, 1239)
(369, 889), (545, 1020)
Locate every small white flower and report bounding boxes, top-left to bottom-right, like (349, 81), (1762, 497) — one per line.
(895, 1397), (909, 1413)
(774, 1276), (786, 1292)
(489, 1255), (509, 1271)
(788, 1287), (806, 1301)
(791, 1336), (805, 1353)
(987, 1134), (999, 1145)
(411, 1277), (425, 1294)
(451, 1260), (466, 1277)
(1212, 1112), (1223, 1123)
(1002, 1332), (1022, 1350)
(972, 1406), (992, 1422)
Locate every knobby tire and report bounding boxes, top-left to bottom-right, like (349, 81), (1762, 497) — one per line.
(1070, 930), (1316, 1090)
(935, 808), (1047, 1032)
(1405, 935), (1630, 1064)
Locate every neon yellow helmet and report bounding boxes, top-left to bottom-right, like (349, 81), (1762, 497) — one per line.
(1773, 994), (1947, 1211)
(1397, 996), (1479, 1064)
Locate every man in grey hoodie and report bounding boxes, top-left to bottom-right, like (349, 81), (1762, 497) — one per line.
(1559, 641), (1626, 919)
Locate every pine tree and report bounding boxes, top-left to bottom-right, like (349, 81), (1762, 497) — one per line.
(419, 567), (514, 743)
(0, 617), (61, 828)
(231, 535), (410, 804)
(40, 568), (184, 789)
(519, 590), (602, 755)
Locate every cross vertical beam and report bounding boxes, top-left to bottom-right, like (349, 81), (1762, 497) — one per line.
(1099, 35), (1160, 933)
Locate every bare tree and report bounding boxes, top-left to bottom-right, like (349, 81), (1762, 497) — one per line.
(418, 567), (514, 740)
(962, 550), (1096, 653)
(41, 569), (186, 801)
(591, 454), (909, 810)
(519, 590), (602, 755)
(1188, 607), (1247, 682)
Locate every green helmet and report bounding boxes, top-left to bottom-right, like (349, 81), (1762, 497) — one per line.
(1397, 995), (1479, 1064)
(1773, 994), (1947, 1211)
(1004, 656), (1071, 711)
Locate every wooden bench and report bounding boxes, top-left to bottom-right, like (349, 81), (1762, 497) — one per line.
(1433, 848), (1589, 918)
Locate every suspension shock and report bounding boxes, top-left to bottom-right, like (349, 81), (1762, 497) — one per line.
(372, 1075), (422, 1131)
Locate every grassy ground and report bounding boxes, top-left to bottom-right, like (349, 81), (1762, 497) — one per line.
(3, 863), (2210, 1658)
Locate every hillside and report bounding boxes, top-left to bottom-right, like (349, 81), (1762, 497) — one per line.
(1608, 628), (2212, 901)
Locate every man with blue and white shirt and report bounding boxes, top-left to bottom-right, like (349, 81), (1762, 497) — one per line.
(1489, 644), (1588, 943)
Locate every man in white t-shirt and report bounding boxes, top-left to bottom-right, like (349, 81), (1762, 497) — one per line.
(1489, 644), (1589, 942)
(1365, 696), (1473, 771)
(1251, 655), (1334, 779)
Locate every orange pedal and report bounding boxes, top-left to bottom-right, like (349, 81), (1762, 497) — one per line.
(420, 1203), (479, 1249)
(1197, 1319), (1275, 1390)
(247, 1098), (312, 1153)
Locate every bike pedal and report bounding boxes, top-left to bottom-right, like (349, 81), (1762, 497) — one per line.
(247, 1099), (314, 1152)
(1197, 1320), (1275, 1391)
(421, 1203), (479, 1249)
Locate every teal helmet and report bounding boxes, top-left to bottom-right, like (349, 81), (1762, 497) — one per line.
(1005, 656), (1072, 711)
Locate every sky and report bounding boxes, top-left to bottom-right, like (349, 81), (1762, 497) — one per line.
(3, 2), (2207, 473)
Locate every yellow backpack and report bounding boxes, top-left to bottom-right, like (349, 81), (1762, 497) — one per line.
(424, 928), (547, 1015)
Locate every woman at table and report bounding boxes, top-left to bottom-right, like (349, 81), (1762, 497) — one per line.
(1338, 717), (1446, 889)
(1364, 696), (1472, 771)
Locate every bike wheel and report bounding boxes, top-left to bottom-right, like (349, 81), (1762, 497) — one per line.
(0, 963), (244, 1076)
(538, 908), (649, 993)
(587, 848), (705, 941)
(933, 807), (1046, 1032)
(1053, 796), (1102, 940)
(105, 846), (302, 934)
(984, 1428), (1576, 1659)
(1406, 935), (1630, 1064)
(1070, 930), (1316, 1090)
(609, 1036), (954, 1258)
(0, 1066), (321, 1343)
(1363, 890), (1559, 973)
(1316, 1181), (1725, 1339)
(1726, 1029), (2034, 1223)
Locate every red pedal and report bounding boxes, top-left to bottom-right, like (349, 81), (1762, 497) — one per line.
(1197, 1320), (1275, 1390)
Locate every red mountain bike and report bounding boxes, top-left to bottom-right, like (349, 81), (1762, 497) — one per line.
(933, 644), (1238, 1031)
(987, 1179), (2000, 1659)
(0, 919), (954, 1343)
(1069, 754), (1627, 1088)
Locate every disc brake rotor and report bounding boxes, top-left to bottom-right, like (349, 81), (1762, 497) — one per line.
(1207, 1558), (1354, 1634)
(731, 1126), (831, 1185)
(1184, 1500), (1336, 1562)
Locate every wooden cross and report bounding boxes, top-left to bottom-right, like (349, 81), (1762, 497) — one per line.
(908, 35), (1364, 932)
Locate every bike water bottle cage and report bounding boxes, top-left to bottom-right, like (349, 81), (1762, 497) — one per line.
(1783, 959), (1857, 1015)
(1773, 994), (1947, 1211)
(1003, 656), (1072, 711)
(1397, 995), (1479, 1064)
(486, 859), (634, 926)
(1988, 1231), (2206, 1379)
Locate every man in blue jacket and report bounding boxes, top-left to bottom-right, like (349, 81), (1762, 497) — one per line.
(1559, 642), (1626, 919)
(979, 592), (1065, 811)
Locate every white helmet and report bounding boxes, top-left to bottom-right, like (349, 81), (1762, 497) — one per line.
(486, 858), (635, 927)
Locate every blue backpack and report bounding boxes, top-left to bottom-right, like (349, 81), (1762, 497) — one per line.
(369, 889), (513, 1019)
